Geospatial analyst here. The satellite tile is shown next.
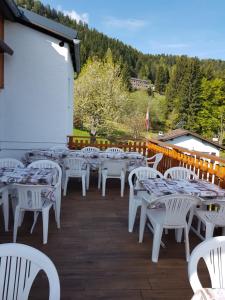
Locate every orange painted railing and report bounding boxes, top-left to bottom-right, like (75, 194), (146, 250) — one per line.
(147, 139), (225, 188)
(67, 135), (225, 188)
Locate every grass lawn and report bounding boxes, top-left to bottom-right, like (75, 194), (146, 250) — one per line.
(73, 128), (89, 136)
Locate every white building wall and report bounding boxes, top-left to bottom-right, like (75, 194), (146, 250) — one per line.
(168, 135), (220, 156)
(0, 21), (74, 158)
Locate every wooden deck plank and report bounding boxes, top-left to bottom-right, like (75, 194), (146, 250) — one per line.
(0, 177), (209, 299)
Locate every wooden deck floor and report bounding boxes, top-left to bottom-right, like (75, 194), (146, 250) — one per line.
(0, 176), (210, 300)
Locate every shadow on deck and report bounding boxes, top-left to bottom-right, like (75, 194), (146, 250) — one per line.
(0, 176), (210, 300)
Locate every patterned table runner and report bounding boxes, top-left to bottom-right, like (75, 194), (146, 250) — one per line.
(140, 178), (225, 198)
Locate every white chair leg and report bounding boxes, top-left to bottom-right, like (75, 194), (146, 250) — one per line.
(86, 167), (90, 190)
(13, 207), (20, 243)
(42, 208), (50, 244)
(102, 176), (106, 197)
(55, 191), (61, 229)
(63, 176), (68, 196)
(30, 211), (39, 233)
(205, 223), (214, 239)
(152, 224), (163, 263)
(98, 167), (101, 189)
(184, 224), (190, 262)
(175, 228), (183, 243)
(139, 207), (147, 243)
(18, 211), (25, 227)
(82, 175), (86, 197)
(2, 190), (9, 231)
(121, 176), (125, 197)
(128, 202), (138, 233)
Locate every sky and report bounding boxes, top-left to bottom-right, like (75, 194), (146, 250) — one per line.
(41, 0), (225, 60)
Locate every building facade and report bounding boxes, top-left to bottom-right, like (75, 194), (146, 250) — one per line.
(0, 1), (80, 158)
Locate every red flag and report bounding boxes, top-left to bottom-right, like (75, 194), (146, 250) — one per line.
(145, 109), (150, 131)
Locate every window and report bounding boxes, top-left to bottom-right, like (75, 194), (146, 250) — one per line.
(0, 14), (4, 89)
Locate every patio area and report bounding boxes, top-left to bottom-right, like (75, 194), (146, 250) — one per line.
(0, 175), (211, 300)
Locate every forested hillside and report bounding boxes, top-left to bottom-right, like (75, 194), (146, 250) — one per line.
(16, 0), (225, 142)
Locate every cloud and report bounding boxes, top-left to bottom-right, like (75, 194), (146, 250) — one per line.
(104, 16), (148, 30)
(57, 5), (89, 24)
(163, 43), (189, 49)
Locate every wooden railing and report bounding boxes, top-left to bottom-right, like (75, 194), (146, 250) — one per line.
(147, 139), (225, 189)
(67, 135), (152, 157)
(67, 135), (225, 188)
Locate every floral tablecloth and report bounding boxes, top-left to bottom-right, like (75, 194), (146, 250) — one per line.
(23, 150), (68, 166)
(140, 178), (225, 198)
(0, 167), (58, 202)
(23, 150), (146, 172)
(0, 167), (58, 186)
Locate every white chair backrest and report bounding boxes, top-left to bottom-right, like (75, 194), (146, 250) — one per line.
(202, 200), (225, 226)
(102, 159), (127, 176)
(128, 167), (164, 196)
(15, 184), (44, 210)
(28, 160), (62, 187)
(81, 146), (99, 153)
(155, 194), (199, 227)
(0, 243), (60, 300)
(105, 147), (124, 153)
(147, 153), (163, 169)
(66, 157), (86, 173)
(0, 158), (24, 168)
(188, 236), (225, 292)
(164, 167), (198, 180)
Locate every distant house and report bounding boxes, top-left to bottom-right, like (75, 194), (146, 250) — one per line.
(0, 0), (80, 158)
(158, 129), (225, 157)
(130, 77), (153, 90)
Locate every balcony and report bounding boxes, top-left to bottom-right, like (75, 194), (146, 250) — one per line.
(1, 136), (223, 299)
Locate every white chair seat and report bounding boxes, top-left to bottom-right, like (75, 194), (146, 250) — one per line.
(13, 184), (55, 244)
(101, 160), (126, 197)
(28, 160), (62, 229)
(139, 194), (199, 262)
(192, 202), (225, 239)
(128, 167), (164, 233)
(63, 157), (87, 196)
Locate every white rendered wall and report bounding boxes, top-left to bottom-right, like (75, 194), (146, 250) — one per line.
(168, 135), (220, 156)
(0, 21), (74, 158)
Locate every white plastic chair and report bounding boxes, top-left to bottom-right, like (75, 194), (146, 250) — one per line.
(0, 158), (24, 229)
(128, 167), (164, 232)
(139, 194), (199, 262)
(0, 158), (24, 168)
(101, 159), (127, 197)
(81, 146), (99, 153)
(63, 157), (87, 196)
(81, 147), (100, 189)
(13, 184), (54, 244)
(146, 153), (163, 169)
(0, 186), (9, 232)
(188, 236), (225, 292)
(164, 166), (198, 180)
(0, 243), (60, 299)
(193, 200), (225, 240)
(105, 147), (124, 153)
(28, 160), (62, 229)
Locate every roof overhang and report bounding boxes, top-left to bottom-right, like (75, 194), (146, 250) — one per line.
(0, 39), (13, 55)
(0, 0), (22, 21)
(0, 0), (80, 72)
